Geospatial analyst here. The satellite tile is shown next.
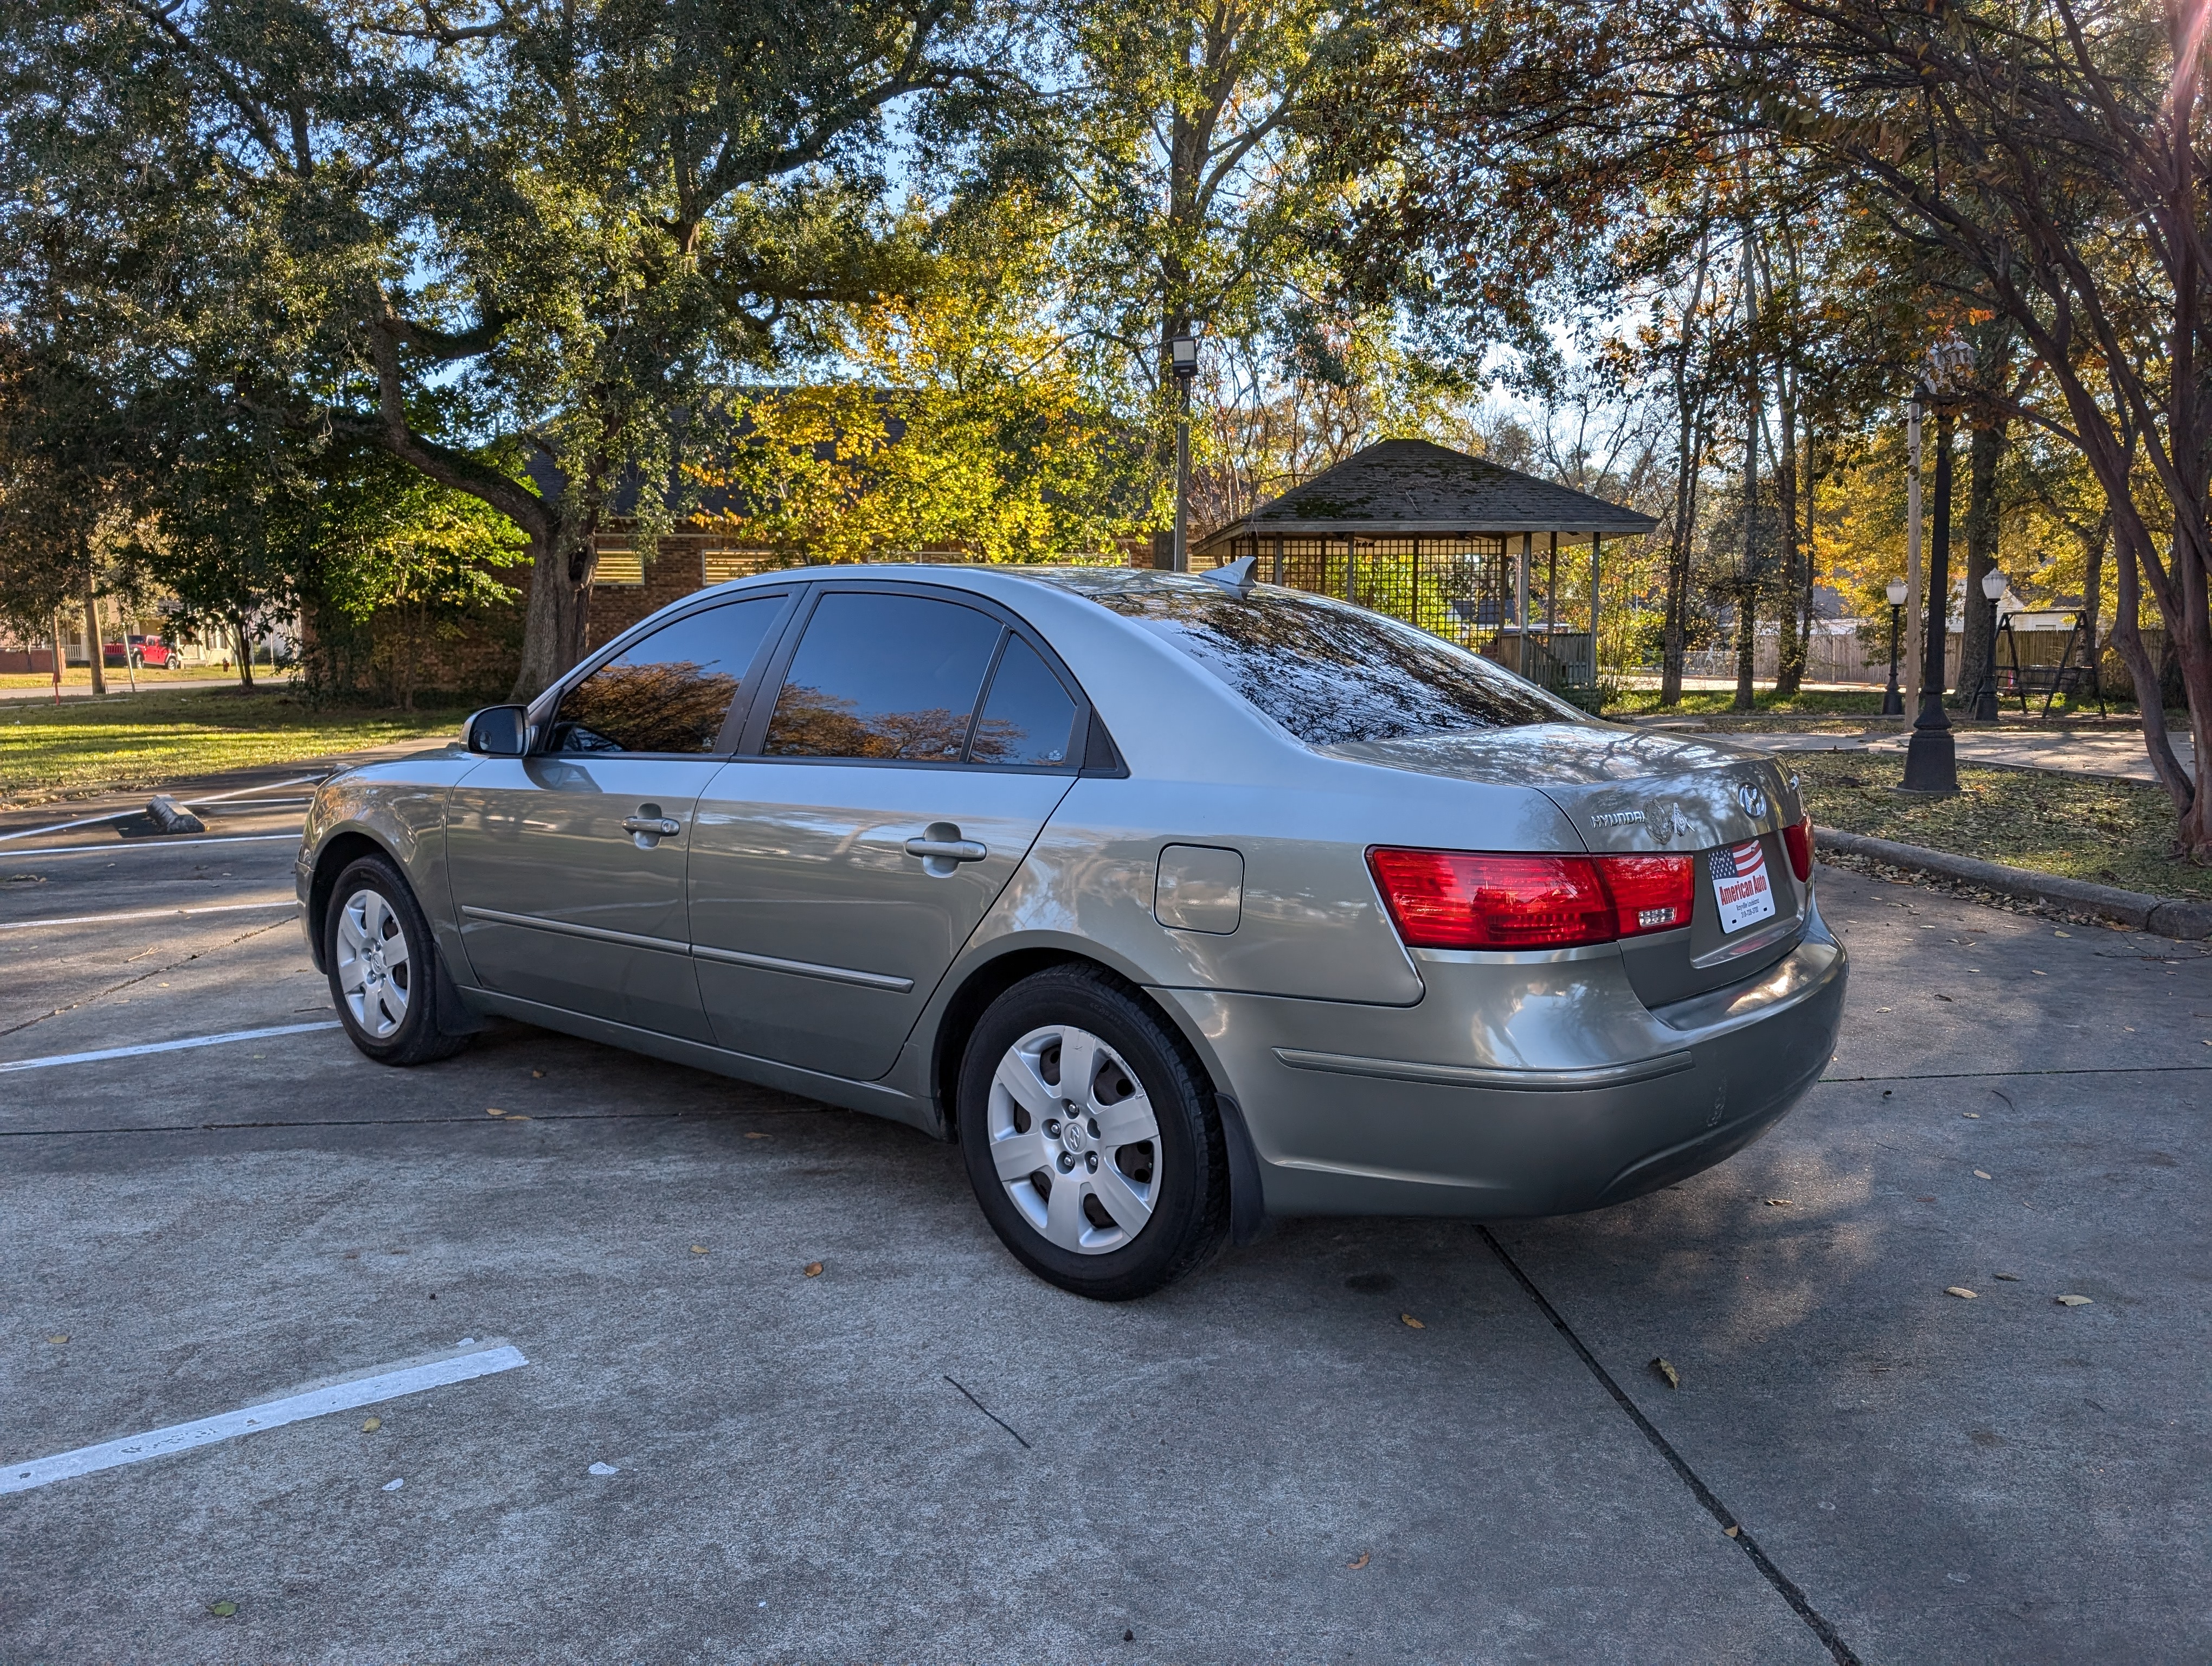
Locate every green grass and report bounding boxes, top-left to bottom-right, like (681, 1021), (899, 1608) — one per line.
(1605, 687), (1893, 719)
(1789, 749), (2206, 900)
(0, 689), (470, 806)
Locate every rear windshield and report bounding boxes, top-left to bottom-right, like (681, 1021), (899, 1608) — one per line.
(1068, 573), (1587, 745)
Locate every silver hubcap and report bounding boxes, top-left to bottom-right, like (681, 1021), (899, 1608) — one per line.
(987, 1024), (1161, 1255)
(336, 887), (412, 1040)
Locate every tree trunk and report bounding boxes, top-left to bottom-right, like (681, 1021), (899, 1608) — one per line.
(1959, 418), (2005, 708)
(233, 620), (255, 691)
(1733, 238), (1759, 714)
(509, 528), (599, 702)
(1773, 385), (1805, 697)
(2082, 518), (2107, 673)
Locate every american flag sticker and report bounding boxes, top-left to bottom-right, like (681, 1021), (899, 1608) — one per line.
(1708, 838), (1777, 935)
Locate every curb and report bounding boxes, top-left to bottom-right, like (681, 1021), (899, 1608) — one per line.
(1815, 827), (2212, 941)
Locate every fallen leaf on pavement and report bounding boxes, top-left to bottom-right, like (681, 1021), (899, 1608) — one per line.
(2054, 930), (2071, 938)
(2056, 1295), (2093, 1306)
(1764, 1198), (1793, 1207)
(804, 1261), (824, 1277)
(531, 1070), (544, 1078)
(1400, 1313), (1424, 1329)
(1994, 1273), (2021, 1281)
(1875, 1007), (1893, 1013)
(690, 1245), (709, 1255)
(1346, 1551), (1370, 1569)
(361, 1417), (381, 1432)
(45, 1334), (66, 1345)
(485, 1108), (504, 1117)
(1651, 1357), (1680, 1389)
(1973, 1170), (1991, 1180)
(1946, 1286), (1978, 1299)
(1935, 993), (1954, 1002)
(208, 1599), (237, 1617)
(1963, 1112), (1980, 1118)
(1724, 1526), (1740, 1539)
(504, 1114), (530, 1122)
(744, 1131), (770, 1139)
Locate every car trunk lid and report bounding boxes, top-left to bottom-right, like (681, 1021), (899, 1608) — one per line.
(1323, 724), (1810, 1003)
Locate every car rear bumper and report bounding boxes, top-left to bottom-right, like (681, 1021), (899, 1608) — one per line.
(1154, 904), (1847, 1219)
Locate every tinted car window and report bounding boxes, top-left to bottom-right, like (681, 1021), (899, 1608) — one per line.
(763, 591), (1003, 761)
(970, 635), (1080, 767)
(1077, 575), (1583, 745)
(549, 597), (783, 754)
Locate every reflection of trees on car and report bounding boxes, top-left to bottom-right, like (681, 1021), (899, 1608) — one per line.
(1094, 586), (1574, 746)
(964, 716), (1027, 762)
(766, 685), (975, 761)
(557, 662), (738, 753)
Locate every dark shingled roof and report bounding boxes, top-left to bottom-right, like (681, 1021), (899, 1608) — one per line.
(1194, 438), (1659, 552)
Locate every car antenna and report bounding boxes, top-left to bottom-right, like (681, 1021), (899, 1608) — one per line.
(1199, 555), (1258, 598)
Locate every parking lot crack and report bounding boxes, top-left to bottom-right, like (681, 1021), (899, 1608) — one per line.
(0, 918), (298, 1040)
(943, 1375), (1031, 1449)
(1479, 1227), (1864, 1666)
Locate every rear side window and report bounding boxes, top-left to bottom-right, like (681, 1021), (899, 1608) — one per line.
(763, 591), (1004, 761)
(549, 596), (784, 754)
(971, 636), (1080, 766)
(1082, 579), (1584, 745)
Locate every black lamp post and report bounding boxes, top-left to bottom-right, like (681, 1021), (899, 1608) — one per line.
(1903, 338), (1971, 793)
(1881, 577), (1907, 715)
(1169, 332), (1199, 573)
(1973, 566), (2007, 721)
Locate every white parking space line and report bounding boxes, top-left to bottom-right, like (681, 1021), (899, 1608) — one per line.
(2, 834), (299, 859)
(0, 1021), (341, 1075)
(0, 776), (323, 845)
(0, 900), (299, 933)
(1, 1345), (529, 1495)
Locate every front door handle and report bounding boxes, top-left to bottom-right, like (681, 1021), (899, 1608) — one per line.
(623, 816), (681, 837)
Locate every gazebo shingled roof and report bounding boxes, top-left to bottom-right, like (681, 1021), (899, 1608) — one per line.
(1193, 437), (1658, 551)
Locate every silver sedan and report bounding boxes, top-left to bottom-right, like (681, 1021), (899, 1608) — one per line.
(296, 563), (1845, 1298)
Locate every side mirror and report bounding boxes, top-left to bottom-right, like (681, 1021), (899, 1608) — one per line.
(465, 704), (529, 757)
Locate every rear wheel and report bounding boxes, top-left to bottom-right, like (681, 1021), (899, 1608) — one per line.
(957, 965), (1228, 1299)
(325, 855), (471, 1066)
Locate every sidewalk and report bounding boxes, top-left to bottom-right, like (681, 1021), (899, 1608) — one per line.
(1703, 726), (2196, 785)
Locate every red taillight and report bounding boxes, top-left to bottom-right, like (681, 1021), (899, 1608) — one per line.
(1601, 854), (1696, 938)
(1367, 849), (1695, 949)
(1783, 817), (1814, 883)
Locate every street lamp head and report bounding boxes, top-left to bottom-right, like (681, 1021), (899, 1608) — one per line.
(1169, 333), (1200, 379)
(1925, 332), (1975, 392)
(1886, 579), (1908, 607)
(1980, 568), (2007, 601)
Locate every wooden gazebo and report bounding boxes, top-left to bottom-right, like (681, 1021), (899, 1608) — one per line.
(1188, 439), (1658, 693)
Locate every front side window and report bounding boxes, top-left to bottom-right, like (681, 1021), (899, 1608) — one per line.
(1065, 573), (1584, 745)
(763, 591), (1004, 761)
(549, 596), (784, 754)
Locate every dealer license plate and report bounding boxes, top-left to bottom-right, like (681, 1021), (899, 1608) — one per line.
(1707, 838), (1777, 935)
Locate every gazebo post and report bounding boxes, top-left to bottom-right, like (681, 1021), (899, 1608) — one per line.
(1516, 533), (1532, 675)
(1546, 530), (1559, 639)
(1273, 533), (1284, 586)
(1591, 534), (1603, 689)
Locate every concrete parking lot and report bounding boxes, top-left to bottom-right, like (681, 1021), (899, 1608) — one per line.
(2, 774), (2208, 1664)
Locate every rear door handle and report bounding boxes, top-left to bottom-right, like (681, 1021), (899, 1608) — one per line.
(905, 836), (987, 863)
(623, 816), (681, 837)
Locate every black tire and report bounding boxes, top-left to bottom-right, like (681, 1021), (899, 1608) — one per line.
(324, 855), (472, 1066)
(957, 965), (1229, 1300)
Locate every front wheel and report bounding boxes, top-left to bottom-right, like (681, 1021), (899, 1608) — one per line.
(325, 855), (472, 1066)
(957, 965), (1229, 1300)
